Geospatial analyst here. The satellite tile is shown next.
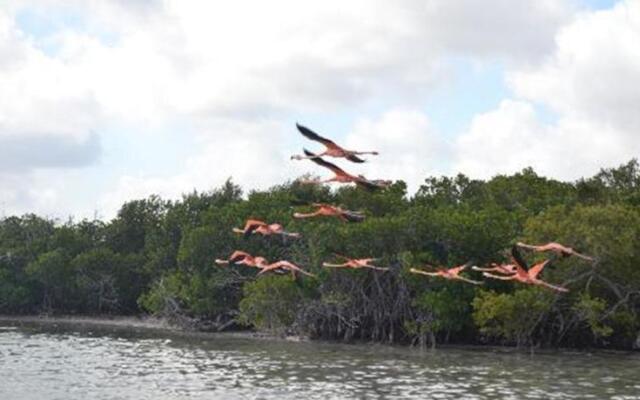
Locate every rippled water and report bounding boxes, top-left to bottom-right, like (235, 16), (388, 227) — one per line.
(1, 321), (639, 399)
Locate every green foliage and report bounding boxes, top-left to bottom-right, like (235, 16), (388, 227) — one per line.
(1, 164), (640, 349)
(573, 293), (613, 339)
(138, 271), (186, 315)
(238, 275), (304, 333)
(472, 289), (553, 346)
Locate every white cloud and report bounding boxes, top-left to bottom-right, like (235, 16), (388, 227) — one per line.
(453, 100), (626, 180)
(343, 110), (449, 194)
(455, 0), (640, 180)
(98, 118), (307, 217)
(510, 1), (640, 133)
(1, 0), (618, 218)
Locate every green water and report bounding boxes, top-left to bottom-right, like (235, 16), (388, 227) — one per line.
(1, 321), (638, 399)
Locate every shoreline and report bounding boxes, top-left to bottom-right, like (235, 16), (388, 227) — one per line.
(0, 314), (305, 342)
(2, 314), (638, 354)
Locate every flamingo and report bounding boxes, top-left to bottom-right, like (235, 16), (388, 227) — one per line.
(215, 250), (262, 268)
(323, 254), (389, 271)
(516, 242), (594, 262)
(472, 263), (518, 275)
(298, 149), (390, 191)
(293, 203), (365, 223)
(482, 246), (569, 292)
(291, 123), (379, 163)
(256, 259), (317, 279)
(233, 219), (301, 238)
(410, 262), (483, 285)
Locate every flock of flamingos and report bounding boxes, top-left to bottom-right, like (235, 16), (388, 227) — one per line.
(215, 124), (595, 293)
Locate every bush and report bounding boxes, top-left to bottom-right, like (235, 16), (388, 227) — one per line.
(238, 275), (305, 333)
(472, 289), (553, 347)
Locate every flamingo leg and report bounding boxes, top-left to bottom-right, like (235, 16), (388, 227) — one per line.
(281, 231), (301, 238)
(483, 272), (517, 281)
(455, 276), (484, 285)
(293, 211), (321, 219)
(535, 279), (569, 292)
(298, 269), (317, 278)
(363, 265), (389, 271)
(410, 268), (439, 277)
(573, 252), (594, 262)
(291, 152), (329, 160)
(516, 242), (539, 251)
(472, 266), (502, 272)
(323, 262), (349, 268)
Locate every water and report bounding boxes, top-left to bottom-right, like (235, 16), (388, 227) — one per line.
(1, 321), (639, 399)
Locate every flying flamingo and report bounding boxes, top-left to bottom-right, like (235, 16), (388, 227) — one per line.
(215, 250), (263, 268)
(482, 246), (569, 292)
(298, 149), (390, 191)
(323, 254), (389, 271)
(256, 259), (317, 279)
(291, 123), (379, 163)
(472, 263), (518, 275)
(293, 203), (365, 223)
(233, 219), (301, 238)
(516, 242), (594, 262)
(410, 262), (483, 285)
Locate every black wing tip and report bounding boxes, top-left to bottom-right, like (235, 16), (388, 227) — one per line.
(357, 180), (380, 192)
(511, 245), (528, 268)
(297, 123), (314, 136)
(303, 148), (316, 157)
(344, 212), (365, 223)
(347, 154), (366, 163)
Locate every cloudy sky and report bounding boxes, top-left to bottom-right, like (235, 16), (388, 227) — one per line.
(1, 0), (638, 220)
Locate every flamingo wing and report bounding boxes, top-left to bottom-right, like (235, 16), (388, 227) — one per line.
(528, 260), (550, 279)
(229, 251), (250, 263)
(244, 220), (266, 237)
(354, 178), (381, 192)
(303, 149), (349, 176)
(536, 279), (569, 293)
(510, 245), (529, 272)
(341, 210), (365, 223)
(346, 153), (366, 163)
(448, 262), (472, 275)
(296, 124), (340, 149)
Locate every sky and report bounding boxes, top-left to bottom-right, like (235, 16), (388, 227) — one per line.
(0, 0), (637, 220)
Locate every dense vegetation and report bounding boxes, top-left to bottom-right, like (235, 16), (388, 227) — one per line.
(1, 160), (640, 349)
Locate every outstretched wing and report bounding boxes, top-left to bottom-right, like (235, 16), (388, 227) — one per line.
(346, 154), (366, 163)
(510, 245), (529, 272)
(341, 210), (365, 223)
(354, 178), (381, 192)
(528, 260), (550, 279)
(229, 251), (250, 263)
(449, 262), (472, 275)
(296, 123), (339, 149)
(303, 149), (347, 175)
(244, 219), (266, 237)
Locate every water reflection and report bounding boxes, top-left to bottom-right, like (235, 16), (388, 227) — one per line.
(1, 322), (639, 399)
